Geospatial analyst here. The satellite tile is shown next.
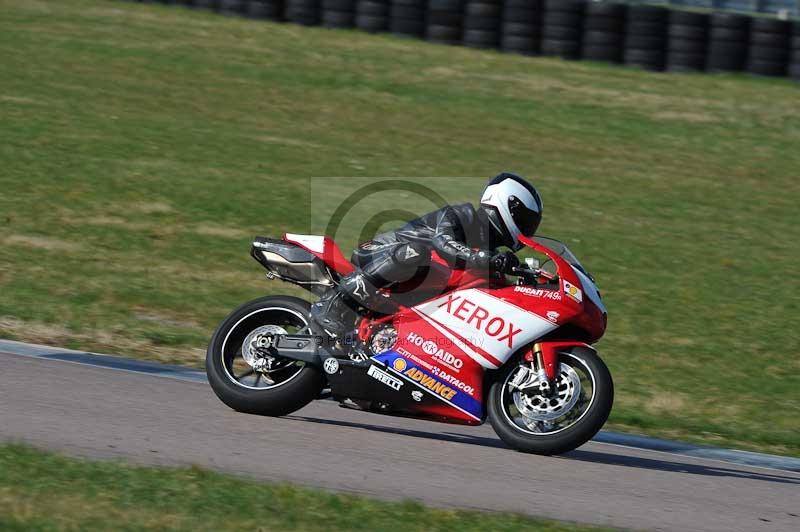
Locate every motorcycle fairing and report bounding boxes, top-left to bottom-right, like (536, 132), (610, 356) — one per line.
(532, 341), (596, 381)
(370, 350), (482, 423)
(325, 359), (450, 413)
(409, 287), (581, 369)
(289, 232), (604, 425)
(368, 241), (592, 424)
(283, 233), (355, 275)
(370, 311), (486, 424)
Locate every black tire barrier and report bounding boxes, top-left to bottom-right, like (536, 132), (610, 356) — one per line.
(427, 24), (461, 42)
(623, 4), (667, 71)
(192, 0), (218, 9)
(285, 0), (321, 25)
(356, 0), (389, 32)
(463, 29), (500, 48)
(322, 0), (355, 28)
(791, 22), (800, 80)
(500, 0), (542, 55)
(666, 10), (708, 72)
(131, 0), (800, 81)
(219, 0), (245, 15)
(357, 0), (388, 16)
(245, 0), (284, 20)
(323, 0), (354, 8)
(390, 18), (426, 37)
(707, 13), (749, 72)
(390, 0), (426, 38)
(323, 10), (355, 27)
(581, 2), (625, 64)
(746, 17), (791, 77)
(356, 14), (389, 32)
(426, 0), (463, 45)
(541, 0), (584, 60)
(463, 1), (501, 48)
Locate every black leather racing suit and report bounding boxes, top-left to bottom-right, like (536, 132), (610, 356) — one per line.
(311, 203), (509, 336)
(350, 202), (499, 287)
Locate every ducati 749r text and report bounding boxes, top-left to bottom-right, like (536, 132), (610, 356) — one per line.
(206, 233), (612, 455)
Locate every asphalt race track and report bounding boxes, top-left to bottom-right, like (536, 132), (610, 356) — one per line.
(1, 349), (798, 532)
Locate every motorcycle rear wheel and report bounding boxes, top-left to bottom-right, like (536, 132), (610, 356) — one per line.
(206, 296), (324, 416)
(488, 347), (613, 455)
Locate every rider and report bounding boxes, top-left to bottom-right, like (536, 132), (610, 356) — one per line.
(310, 172), (543, 339)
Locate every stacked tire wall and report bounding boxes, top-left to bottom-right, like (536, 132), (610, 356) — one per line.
(356, 1), (389, 33)
(219, 0), (246, 15)
(747, 18), (792, 76)
(390, 0), (426, 38)
(500, 0), (542, 55)
(426, 0), (464, 46)
(667, 11), (709, 72)
(322, 0), (356, 28)
(463, 1), (502, 49)
(541, 0), (583, 59)
(624, 5), (668, 71)
(792, 23), (800, 79)
(708, 13), (750, 72)
(246, 1), (284, 20)
(127, 1), (800, 81)
(581, 2), (625, 64)
(286, 0), (321, 25)
(191, 0), (218, 10)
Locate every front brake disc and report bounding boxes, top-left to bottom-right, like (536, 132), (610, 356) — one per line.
(512, 363), (582, 422)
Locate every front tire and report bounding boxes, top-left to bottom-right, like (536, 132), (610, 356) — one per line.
(206, 296), (325, 416)
(488, 347), (613, 455)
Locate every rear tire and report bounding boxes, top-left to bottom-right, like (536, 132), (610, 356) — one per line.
(206, 296), (325, 416)
(488, 347), (613, 455)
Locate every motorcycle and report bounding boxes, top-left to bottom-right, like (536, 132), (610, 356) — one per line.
(206, 232), (612, 455)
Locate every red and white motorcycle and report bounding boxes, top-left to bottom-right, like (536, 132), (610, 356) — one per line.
(206, 233), (612, 455)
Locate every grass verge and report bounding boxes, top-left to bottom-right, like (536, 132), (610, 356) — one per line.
(0, 444), (611, 531)
(0, 0), (798, 455)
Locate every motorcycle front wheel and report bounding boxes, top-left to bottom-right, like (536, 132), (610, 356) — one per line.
(487, 347), (613, 455)
(206, 296), (325, 416)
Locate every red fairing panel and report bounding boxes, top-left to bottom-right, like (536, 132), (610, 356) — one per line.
(570, 295), (607, 343)
(534, 341), (595, 380)
(518, 235), (606, 343)
(283, 233), (355, 275)
(408, 287), (575, 370)
(391, 311), (485, 423)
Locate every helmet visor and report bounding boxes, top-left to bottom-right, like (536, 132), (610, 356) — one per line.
(508, 196), (541, 237)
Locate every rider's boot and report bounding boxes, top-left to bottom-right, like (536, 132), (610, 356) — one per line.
(310, 272), (396, 342)
(309, 289), (356, 340)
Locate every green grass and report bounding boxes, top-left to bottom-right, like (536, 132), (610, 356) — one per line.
(0, 444), (609, 531)
(0, 0), (798, 456)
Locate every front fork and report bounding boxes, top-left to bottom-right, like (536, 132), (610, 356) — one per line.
(524, 342), (560, 382)
(525, 341), (595, 381)
(508, 343), (559, 398)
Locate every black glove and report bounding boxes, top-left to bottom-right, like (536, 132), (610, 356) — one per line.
(491, 251), (519, 276)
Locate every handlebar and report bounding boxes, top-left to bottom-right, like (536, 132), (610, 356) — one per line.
(510, 265), (556, 281)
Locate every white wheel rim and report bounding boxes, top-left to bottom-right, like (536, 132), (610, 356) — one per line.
(220, 307), (308, 390)
(499, 352), (597, 436)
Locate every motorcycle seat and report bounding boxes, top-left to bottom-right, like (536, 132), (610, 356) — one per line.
(253, 236), (317, 263)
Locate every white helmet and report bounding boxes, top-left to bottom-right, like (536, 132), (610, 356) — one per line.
(480, 173), (543, 251)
